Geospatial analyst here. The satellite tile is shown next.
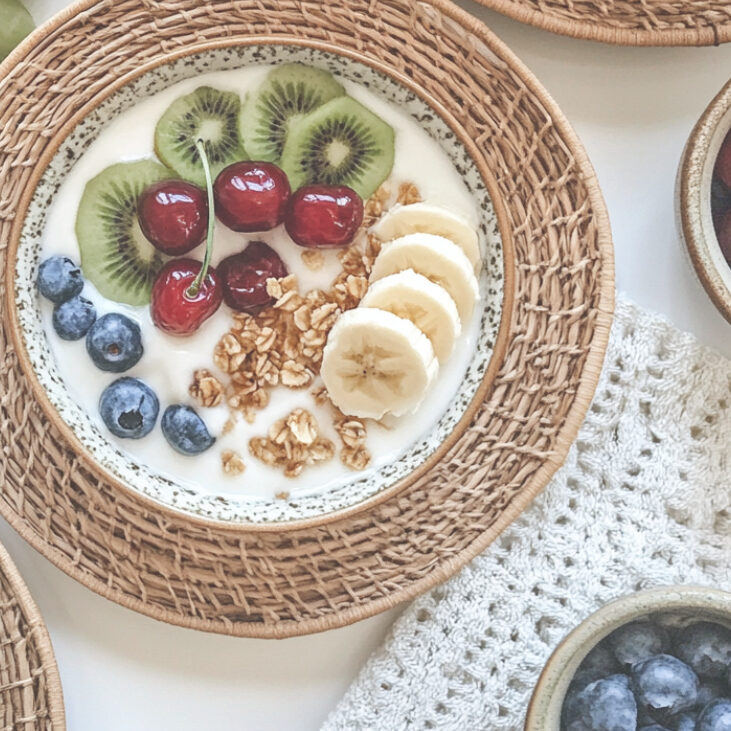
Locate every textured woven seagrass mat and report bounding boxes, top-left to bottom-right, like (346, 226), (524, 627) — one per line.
(0, 543), (65, 730)
(0, 0), (613, 638)
(474, 0), (731, 46)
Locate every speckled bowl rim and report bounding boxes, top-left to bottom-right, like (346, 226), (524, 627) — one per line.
(4, 37), (516, 532)
(678, 78), (731, 325)
(525, 586), (731, 730)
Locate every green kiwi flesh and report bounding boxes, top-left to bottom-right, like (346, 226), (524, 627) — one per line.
(76, 160), (171, 306)
(0, 0), (34, 61)
(240, 64), (345, 163)
(280, 96), (395, 199)
(154, 86), (247, 187)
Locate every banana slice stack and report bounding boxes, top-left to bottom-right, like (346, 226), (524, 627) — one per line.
(321, 202), (481, 420)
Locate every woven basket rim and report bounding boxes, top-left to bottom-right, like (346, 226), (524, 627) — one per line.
(0, 542), (66, 728)
(0, 0), (614, 638)
(473, 0), (731, 46)
(3, 35), (517, 532)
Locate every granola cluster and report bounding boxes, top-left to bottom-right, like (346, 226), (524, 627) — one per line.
(221, 449), (246, 475)
(202, 182), (422, 478)
(312, 384), (371, 470)
(189, 368), (224, 408)
(249, 408), (335, 478)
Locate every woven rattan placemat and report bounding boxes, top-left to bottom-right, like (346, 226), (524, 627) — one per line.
(0, 543), (65, 730)
(475, 0), (731, 46)
(0, 0), (613, 638)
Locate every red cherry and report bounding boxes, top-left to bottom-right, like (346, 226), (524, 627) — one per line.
(218, 241), (288, 313)
(151, 259), (223, 335)
(213, 162), (291, 232)
(284, 184), (364, 248)
(138, 180), (208, 255)
(715, 209), (731, 267)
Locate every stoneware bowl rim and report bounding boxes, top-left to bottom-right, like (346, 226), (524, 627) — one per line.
(524, 585), (731, 730)
(678, 78), (731, 325)
(4, 37), (515, 532)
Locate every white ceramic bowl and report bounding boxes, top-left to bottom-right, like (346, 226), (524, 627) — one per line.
(8, 43), (507, 524)
(678, 79), (731, 324)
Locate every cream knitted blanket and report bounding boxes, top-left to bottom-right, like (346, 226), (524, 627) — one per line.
(324, 296), (731, 731)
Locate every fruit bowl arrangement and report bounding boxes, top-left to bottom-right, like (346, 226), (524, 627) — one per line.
(12, 45), (505, 522)
(0, 0), (612, 636)
(526, 588), (731, 731)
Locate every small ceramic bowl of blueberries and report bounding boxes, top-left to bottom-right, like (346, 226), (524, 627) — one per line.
(678, 78), (731, 324)
(525, 586), (731, 731)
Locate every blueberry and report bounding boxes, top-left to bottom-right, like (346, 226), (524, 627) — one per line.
(37, 256), (83, 303)
(52, 296), (96, 340)
(670, 712), (698, 731)
(638, 726), (671, 731)
(566, 674), (637, 731)
(675, 623), (731, 681)
(161, 405), (214, 455)
(574, 641), (621, 688)
(86, 313), (143, 372)
(698, 680), (728, 708)
(608, 622), (670, 669)
(99, 378), (158, 439)
(697, 699), (731, 731)
(562, 684), (583, 729)
(632, 655), (699, 723)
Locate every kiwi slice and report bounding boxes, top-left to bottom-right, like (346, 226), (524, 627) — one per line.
(280, 96), (395, 199)
(0, 0), (34, 61)
(240, 64), (345, 163)
(154, 86), (246, 187)
(76, 160), (171, 306)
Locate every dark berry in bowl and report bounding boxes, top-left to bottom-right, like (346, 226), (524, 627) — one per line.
(218, 240), (288, 313)
(572, 642), (621, 691)
(38, 255), (84, 303)
(711, 177), (731, 215)
(137, 180), (208, 255)
(671, 712), (699, 731)
(632, 654), (699, 722)
(697, 680), (728, 708)
(214, 161), (291, 232)
(161, 405), (215, 455)
(638, 725), (672, 731)
(565, 674), (637, 731)
(714, 209), (731, 266)
(52, 295), (96, 340)
(608, 622), (670, 670)
(150, 258), (223, 336)
(675, 623), (731, 681)
(715, 130), (731, 190)
(697, 699), (731, 731)
(285, 184), (363, 248)
(99, 377), (158, 439)
(86, 313), (143, 372)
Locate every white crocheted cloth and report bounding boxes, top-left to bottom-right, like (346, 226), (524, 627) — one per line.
(324, 296), (731, 731)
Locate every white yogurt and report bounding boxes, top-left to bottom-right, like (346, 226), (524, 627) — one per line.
(40, 66), (482, 500)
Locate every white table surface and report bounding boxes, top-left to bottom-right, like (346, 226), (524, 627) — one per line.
(4, 2), (731, 729)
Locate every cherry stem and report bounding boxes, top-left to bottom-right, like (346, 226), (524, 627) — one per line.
(186, 138), (215, 298)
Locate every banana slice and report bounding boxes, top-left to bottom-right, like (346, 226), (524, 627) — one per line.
(360, 269), (461, 362)
(372, 202), (481, 272)
(370, 233), (479, 324)
(321, 308), (438, 419)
